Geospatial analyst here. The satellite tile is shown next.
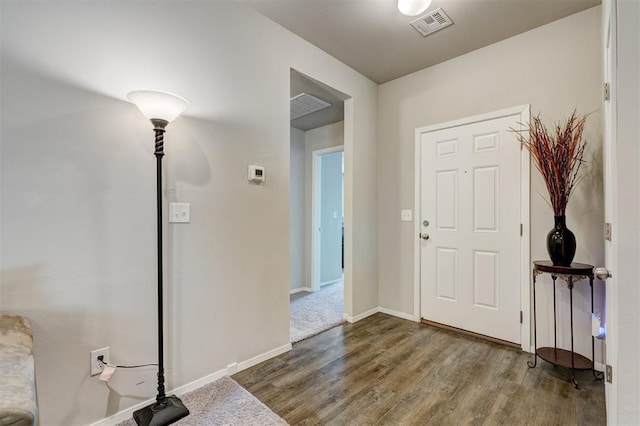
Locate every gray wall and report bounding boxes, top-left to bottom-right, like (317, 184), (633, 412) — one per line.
(378, 7), (603, 358)
(0, 2), (377, 425)
(320, 151), (344, 284)
(290, 127), (306, 290)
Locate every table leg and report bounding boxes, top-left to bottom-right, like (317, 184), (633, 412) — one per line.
(528, 269), (538, 368)
(569, 277), (579, 389)
(553, 275), (558, 354)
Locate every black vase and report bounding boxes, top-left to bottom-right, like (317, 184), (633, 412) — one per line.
(547, 215), (576, 266)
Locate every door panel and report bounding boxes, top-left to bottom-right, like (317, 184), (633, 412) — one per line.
(436, 248), (458, 301)
(474, 166), (499, 231)
(420, 114), (522, 344)
(473, 250), (499, 309)
(436, 170), (458, 230)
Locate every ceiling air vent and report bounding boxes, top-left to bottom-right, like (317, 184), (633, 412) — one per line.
(410, 7), (453, 37)
(290, 93), (331, 120)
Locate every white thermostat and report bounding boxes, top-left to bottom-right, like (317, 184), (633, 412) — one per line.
(248, 165), (265, 183)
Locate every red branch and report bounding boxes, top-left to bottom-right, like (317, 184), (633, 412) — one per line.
(512, 111), (588, 216)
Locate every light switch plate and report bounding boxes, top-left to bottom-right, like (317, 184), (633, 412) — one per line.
(401, 210), (413, 221)
(169, 203), (190, 223)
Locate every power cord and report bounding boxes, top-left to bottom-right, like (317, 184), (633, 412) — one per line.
(98, 355), (157, 369)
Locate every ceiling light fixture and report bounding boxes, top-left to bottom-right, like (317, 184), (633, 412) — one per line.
(398, 0), (432, 16)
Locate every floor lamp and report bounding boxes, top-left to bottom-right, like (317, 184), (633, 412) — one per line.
(127, 90), (190, 426)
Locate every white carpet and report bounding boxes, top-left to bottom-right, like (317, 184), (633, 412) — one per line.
(116, 377), (286, 426)
(290, 280), (345, 343)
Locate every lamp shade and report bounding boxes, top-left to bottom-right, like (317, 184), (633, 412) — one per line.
(397, 0), (432, 16)
(127, 90), (189, 123)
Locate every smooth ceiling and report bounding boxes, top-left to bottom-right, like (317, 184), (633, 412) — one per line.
(245, 0), (601, 84)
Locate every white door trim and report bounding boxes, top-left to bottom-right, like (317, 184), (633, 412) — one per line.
(413, 105), (531, 351)
(311, 145), (344, 292)
(602, 0), (618, 422)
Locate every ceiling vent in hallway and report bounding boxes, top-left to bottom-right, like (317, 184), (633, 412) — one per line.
(410, 7), (453, 37)
(290, 93), (331, 120)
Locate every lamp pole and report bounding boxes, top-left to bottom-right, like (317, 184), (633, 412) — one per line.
(153, 118), (168, 407)
(128, 90), (190, 426)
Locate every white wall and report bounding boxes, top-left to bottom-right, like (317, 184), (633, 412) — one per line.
(378, 7), (604, 358)
(614, 0), (640, 422)
(0, 2), (377, 425)
(304, 122), (344, 290)
(290, 127), (306, 290)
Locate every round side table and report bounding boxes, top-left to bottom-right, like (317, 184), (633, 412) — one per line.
(528, 260), (604, 388)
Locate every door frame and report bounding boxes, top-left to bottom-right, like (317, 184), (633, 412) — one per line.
(311, 145), (344, 291)
(602, 0), (618, 422)
(413, 105), (531, 351)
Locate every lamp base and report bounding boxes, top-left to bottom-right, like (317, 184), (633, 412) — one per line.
(133, 395), (189, 426)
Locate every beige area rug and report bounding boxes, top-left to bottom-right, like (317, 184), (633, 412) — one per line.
(117, 377), (286, 426)
(290, 280), (345, 343)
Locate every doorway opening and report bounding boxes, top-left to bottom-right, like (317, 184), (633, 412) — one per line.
(312, 147), (344, 291)
(289, 69), (348, 342)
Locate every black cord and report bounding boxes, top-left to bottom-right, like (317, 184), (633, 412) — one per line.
(98, 356), (157, 369)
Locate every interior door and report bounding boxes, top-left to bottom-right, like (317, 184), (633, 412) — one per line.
(419, 114), (523, 344)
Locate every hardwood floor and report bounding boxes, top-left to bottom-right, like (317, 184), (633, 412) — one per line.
(233, 313), (605, 425)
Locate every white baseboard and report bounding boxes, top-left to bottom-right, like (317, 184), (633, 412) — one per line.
(90, 343), (292, 426)
(344, 306), (419, 324)
(343, 307), (378, 323)
(320, 278), (342, 287)
(226, 362), (238, 375)
(290, 277), (342, 294)
(238, 343), (292, 371)
(378, 307), (418, 322)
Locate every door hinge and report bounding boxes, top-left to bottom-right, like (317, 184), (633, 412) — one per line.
(520, 311), (523, 324)
(520, 223), (523, 236)
(604, 83), (611, 101)
(604, 223), (612, 241)
(606, 364), (613, 383)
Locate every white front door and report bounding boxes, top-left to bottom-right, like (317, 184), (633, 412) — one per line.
(419, 111), (526, 344)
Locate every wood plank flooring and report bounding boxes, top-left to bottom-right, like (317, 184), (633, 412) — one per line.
(233, 313), (605, 425)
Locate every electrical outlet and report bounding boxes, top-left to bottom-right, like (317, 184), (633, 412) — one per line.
(90, 347), (110, 376)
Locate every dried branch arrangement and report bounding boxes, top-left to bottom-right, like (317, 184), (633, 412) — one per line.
(513, 111), (588, 216)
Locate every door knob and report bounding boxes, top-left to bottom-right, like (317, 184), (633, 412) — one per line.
(420, 233), (430, 240)
(595, 267), (612, 280)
